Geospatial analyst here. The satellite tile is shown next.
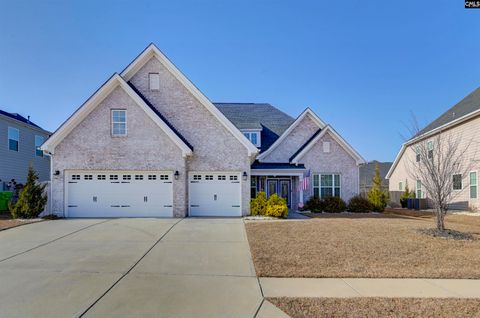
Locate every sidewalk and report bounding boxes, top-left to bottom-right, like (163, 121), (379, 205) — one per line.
(260, 278), (480, 298)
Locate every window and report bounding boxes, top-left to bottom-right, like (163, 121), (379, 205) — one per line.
(35, 135), (44, 157)
(399, 181), (403, 191)
(230, 175), (238, 181)
(110, 175), (118, 180)
(148, 175), (157, 180)
(97, 175), (106, 180)
(123, 175), (131, 180)
(313, 174), (340, 198)
(251, 177), (257, 199)
(135, 175), (143, 180)
(8, 127), (19, 151)
(470, 172), (477, 199)
(242, 131), (261, 147)
(149, 73), (160, 91)
(415, 146), (420, 162)
(218, 175), (226, 180)
(193, 175), (201, 180)
(323, 141), (331, 153)
(84, 175), (93, 180)
(453, 174), (462, 191)
(416, 180), (422, 198)
(205, 175), (213, 180)
(427, 141), (433, 160)
(72, 175), (80, 180)
(111, 110), (127, 136)
(159, 175), (169, 180)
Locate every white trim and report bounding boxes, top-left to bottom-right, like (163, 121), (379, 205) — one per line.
(258, 108), (326, 161)
(290, 125), (365, 165)
(121, 43), (258, 156)
(41, 74), (193, 157)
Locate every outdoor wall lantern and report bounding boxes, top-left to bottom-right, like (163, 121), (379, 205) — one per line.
(174, 171), (179, 180)
(242, 171), (248, 181)
(54, 170), (60, 176)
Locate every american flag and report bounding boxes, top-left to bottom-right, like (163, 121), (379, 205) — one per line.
(301, 169), (311, 191)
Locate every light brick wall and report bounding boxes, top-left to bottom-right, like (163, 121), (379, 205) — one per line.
(389, 115), (480, 210)
(129, 57), (251, 215)
(299, 132), (360, 203)
(51, 86), (187, 217)
(261, 115), (319, 163)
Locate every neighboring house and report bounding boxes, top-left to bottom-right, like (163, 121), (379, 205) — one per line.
(387, 87), (480, 210)
(0, 110), (51, 189)
(41, 43), (365, 218)
(359, 161), (392, 196)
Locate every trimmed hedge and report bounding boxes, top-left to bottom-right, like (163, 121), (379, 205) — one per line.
(347, 195), (372, 212)
(323, 196), (347, 213)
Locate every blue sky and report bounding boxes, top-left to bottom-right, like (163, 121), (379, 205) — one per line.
(1, 1), (479, 162)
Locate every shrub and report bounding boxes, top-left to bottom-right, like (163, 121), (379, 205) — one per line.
(305, 196), (324, 213)
(265, 194), (289, 218)
(400, 183), (415, 208)
(250, 192), (267, 216)
(347, 195), (372, 212)
(323, 196), (347, 213)
(9, 165), (48, 219)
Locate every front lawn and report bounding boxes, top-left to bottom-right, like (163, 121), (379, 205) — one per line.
(268, 297), (480, 318)
(245, 213), (480, 278)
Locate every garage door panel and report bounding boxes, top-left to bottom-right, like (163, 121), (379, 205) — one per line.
(67, 172), (173, 217)
(189, 173), (241, 217)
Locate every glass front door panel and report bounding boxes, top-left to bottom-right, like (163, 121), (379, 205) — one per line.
(280, 181), (289, 205)
(267, 180), (277, 197)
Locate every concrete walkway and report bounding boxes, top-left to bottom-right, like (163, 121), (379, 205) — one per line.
(260, 277), (480, 299)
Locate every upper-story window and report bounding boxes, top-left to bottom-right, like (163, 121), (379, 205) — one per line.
(242, 131), (261, 147)
(8, 127), (19, 152)
(415, 146), (420, 162)
(111, 110), (127, 137)
(149, 73), (160, 91)
(427, 141), (433, 159)
(35, 135), (44, 157)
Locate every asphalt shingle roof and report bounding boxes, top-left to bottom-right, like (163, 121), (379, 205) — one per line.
(289, 128), (322, 162)
(214, 103), (294, 152)
(0, 109), (44, 130)
(416, 87), (480, 138)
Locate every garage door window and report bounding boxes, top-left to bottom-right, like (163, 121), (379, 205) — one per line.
(84, 175), (93, 180)
(123, 175), (131, 180)
(110, 175), (118, 180)
(135, 175), (143, 180)
(205, 175), (213, 180)
(72, 175), (80, 180)
(97, 175), (106, 180)
(160, 175), (169, 180)
(218, 175), (226, 180)
(193, 175), (201, 180)
(148, 175), (157, 180)
(230, 175), (238, 181)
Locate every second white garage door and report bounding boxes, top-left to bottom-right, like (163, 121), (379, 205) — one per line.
(67, 171), (173, 217)
(189, 172), (242, 217)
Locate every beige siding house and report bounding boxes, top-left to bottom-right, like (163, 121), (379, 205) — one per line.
(387, 88), (480, 210)
(42, 43), (364, 218)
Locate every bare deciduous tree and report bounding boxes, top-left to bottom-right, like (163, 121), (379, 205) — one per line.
(404, 120), (473, 232)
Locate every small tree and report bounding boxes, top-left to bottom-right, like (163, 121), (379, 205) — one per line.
(9, 165), (48, 219)
(400, 181), (415, 208)
(367, 162), (389, 212)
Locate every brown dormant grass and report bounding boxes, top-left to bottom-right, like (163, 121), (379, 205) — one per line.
(245, 213), (480, 278)
(268, 297), (480, 318)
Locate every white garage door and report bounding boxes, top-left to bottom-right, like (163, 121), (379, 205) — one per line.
(67, 171), (173, 217)
(189, 172), (242, 217)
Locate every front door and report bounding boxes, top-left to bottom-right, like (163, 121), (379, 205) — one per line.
(266, 179), (291, 207)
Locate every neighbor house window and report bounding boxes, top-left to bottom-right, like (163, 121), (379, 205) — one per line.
(242, 131), (261, 147)
(111, 110), (127, 136)
(149, 73), (160, 91)
(470, 172), (477, 199)
(427, 141), (433, 159)
(399, 181), (403, 191)
(416, 180), (422, 198)
(453, 174), (462, 191)
(313, 174), (340, 198)
(35, 135), (44, 157)
(8, 127), (19, 151)
(415, 146), (420, 162)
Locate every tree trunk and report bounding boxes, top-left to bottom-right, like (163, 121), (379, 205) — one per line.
(435, 208), (445, 232)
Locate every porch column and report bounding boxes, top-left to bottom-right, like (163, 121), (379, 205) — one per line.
(299, 175), (304, 205)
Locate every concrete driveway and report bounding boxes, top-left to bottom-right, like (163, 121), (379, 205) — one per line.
(0, 218), (266, 318)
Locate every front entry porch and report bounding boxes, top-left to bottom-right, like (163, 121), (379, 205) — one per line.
(250, 162), (307, 210)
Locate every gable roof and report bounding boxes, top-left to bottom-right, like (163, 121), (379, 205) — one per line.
(214, 103), (294, 152)
(257, 108), (327, 160)
(289, 128), (322, 162)
(121, 43), (259, 156)
(387, 87), (480, 179)
(41, 74), (193, 157)
(0, 109), (49, 132)
(290, 125), (365, 165)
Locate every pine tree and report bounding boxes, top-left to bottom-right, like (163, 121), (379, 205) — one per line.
(367, 162), (389, 212)
(10, 165), (48, 218)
